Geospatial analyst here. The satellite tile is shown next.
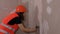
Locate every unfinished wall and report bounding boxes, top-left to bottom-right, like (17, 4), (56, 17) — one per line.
(42, 0), (60, 34)
(0, 0), (18, 22)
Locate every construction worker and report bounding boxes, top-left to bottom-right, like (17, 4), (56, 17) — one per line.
(0, 5), (36, 34)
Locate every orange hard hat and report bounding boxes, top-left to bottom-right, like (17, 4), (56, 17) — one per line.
(16, 5), (26, 12)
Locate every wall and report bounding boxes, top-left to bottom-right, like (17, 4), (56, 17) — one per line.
(0, 0), (18, 22)
(42, 0), (60, 34)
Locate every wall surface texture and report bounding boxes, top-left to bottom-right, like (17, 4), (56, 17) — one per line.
(42, 0), (60, 34)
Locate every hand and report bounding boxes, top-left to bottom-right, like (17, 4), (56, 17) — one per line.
(30, 28), (37, 32)
(31, 26), (39, 32)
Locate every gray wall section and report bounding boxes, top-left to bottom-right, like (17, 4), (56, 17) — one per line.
(0, 0), (18, 22)
(42, 0), (60, 34)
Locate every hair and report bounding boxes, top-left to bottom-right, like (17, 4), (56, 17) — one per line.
(16, 12), (24, 21)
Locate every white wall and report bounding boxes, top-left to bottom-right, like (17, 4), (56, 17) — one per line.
(0, 0), (18, 22)
(42, 0), (60, 34)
